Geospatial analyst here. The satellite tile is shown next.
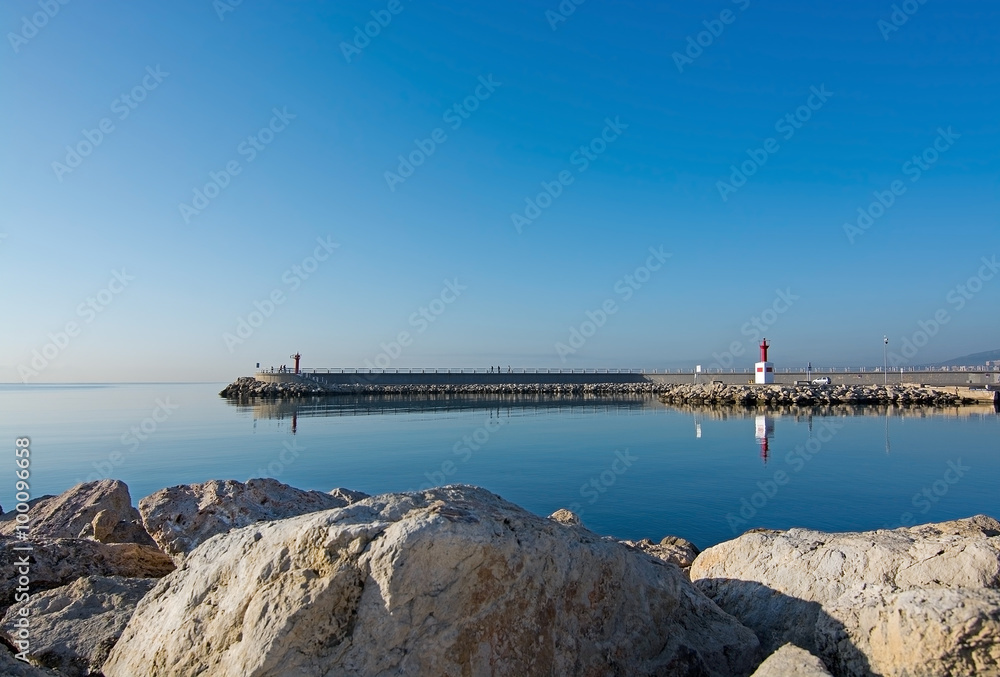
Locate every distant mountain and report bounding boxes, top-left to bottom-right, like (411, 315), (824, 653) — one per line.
(936, 349), (1000, 367)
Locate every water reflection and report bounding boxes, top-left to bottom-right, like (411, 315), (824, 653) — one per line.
(225, 393), (997, 444)
(228, 393), (655, 432)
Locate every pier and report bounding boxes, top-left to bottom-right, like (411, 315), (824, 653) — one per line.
(255, 366), (1000, 389)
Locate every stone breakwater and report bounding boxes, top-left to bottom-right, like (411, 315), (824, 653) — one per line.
(3, 477), (999, 676)
(219, 375), (672, 398)
(220, 375), (994, 407)
(660, 381), (987, 406)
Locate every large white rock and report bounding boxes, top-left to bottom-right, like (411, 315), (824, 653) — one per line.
(1, 576), (155, 676)
(0, 480), (153, 546)
(106, 486), (760, 677)
(691, 516), (1000, 676)
(750, 643), (831, 677)
(138, 477), (368, 563)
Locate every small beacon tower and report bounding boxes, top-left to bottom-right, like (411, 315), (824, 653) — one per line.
(755, 338), (774, 384)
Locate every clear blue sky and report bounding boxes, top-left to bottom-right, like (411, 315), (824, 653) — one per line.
(2, 0), (998, 382)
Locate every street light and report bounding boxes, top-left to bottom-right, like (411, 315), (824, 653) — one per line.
(883, 336), (888, 385)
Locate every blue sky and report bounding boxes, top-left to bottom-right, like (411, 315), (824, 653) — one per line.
(2, 0), (998, 382)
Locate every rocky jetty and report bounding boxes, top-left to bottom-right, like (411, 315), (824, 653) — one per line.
(660, 381), (981, 407)
(4, 477), (999, 676)
(220, 376), (994, 408)
(219, 376), (671, 398)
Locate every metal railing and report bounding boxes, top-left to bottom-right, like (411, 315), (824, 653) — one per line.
(256, 366), (1000, 376)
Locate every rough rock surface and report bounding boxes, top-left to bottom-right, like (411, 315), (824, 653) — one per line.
(691, 515), (1000, 676)
(0, 536), (173, 615)
(547, 508), (581, 525)
(660, 382), (978, 407)
(622, 536), (701, 571)
(750, 643), (832, 676)
(138, 477), (369, 563)
(0, 480), (154, 546)
(2, 576), (155, 677)
(106, 486), (761, 677)
(0, 649), (62, 676)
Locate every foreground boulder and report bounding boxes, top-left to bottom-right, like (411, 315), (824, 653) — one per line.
(1, 576), (155, 676)
(106, 485), (760, 676)
(138, 478), (369, 563)
(0, 536), (172, 616)
(691, 516), (1000, 676)
(0, 480), (154, 546)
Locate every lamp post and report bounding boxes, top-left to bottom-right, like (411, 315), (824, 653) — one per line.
(883, 336), (888, 385)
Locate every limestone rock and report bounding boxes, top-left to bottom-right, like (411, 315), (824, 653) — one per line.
(106, 486), (760, 677)
(138, 477), (368, 563)
(0, 480), (153, 546)
(622, 536), (701, 570)
(329, 487), (369, 504)
(1, 576), (155, 677)
(691, 516), (1000, 676)
(819, 586), (1000, 677)
(751, 643), (831, 676)
(0, 536), (173, 616)
(547, 507), (581, 525)
(0, 648), (62, 676)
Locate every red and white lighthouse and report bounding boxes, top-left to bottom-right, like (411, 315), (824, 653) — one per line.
(755, 338), (774, 384)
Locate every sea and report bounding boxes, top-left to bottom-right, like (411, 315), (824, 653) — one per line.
(2, 382), (998, 548)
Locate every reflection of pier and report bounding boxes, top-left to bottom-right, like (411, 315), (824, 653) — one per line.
(670, 401), (998, 420)
(231, 393), (657, 424)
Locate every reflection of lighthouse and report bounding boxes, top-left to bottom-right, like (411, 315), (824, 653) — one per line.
(755, 338), (774, 384)
(755, 414), (774, 464)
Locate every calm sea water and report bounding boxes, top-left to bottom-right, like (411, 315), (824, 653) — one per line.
(2, 383), (998, 548)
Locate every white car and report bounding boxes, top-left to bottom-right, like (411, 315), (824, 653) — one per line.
(811, 377), (831, 385)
